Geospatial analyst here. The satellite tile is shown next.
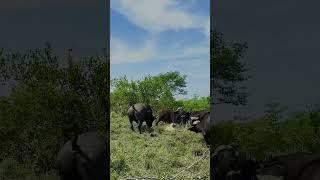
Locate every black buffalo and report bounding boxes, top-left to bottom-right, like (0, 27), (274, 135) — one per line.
(258, 152), (320, 180)
(127, 103), (156, 134)
(211, 145), (238, 179)
(211, 145), (320, 180)
(175, 110), (191, 124)
(156, 109), (175, 125)
(211, 145), (262, 180)
(156, 109), (191, 125)
(55, 131), (108, 180)
(189, 110), (210, 123)
(188, 110), (212, 144)
(297, 160), (320, 180)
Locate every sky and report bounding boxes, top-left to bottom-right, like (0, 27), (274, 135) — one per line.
(213, 0), (320, 121)
(110, 0), (210, 99)
(0, 0), (108, 54)
(0, 0), (108, 96)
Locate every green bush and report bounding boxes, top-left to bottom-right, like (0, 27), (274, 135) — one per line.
(0, 45), (108, 176)
(213, 110), (320, 160)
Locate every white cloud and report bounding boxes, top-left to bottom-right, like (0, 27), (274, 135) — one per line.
(203, 18), (210, 38)
(110, 0), (209, 64)
(159, 41), (209, 62)
(111, 35), (209, 64)
(111, 0), (209, 36)
(111, 37), (156, 64)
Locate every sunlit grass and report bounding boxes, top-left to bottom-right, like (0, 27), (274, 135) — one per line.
(110, 112), (210, 180)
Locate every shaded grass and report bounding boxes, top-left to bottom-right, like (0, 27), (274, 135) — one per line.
(211, 111), (320, 160)
(0, 158), (59, 180)
(110, 112), (209, 180)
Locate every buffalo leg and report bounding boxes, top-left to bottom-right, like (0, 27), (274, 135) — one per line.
(138, 121), (142, 134)
(58, 171), (70, 180)
(128, 116), (134, 131)
(155, 120), (160, 126)
(59, 169), (79, 180)
(77, 164), (91, 180)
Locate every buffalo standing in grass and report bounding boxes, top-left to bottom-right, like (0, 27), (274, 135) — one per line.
(188, 110), (212, 144)
(211, 146), (320, 180)
(127, 103), (156, 134)
(156, 109), (175, 125)
(55, 131), (108, 180)
(175, 110), (191, 124)
(156, 108), (191, 125)
(258, 152), (320, 180)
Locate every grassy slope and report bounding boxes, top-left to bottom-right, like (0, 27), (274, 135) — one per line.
(110, 112), (210, 180)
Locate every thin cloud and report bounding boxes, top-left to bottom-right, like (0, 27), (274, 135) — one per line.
(111, 37), (156, 64)
(111, 36), (208, 64)
(111, 0), (209, 36)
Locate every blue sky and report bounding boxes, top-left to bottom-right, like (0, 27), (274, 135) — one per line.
(110, 0), (210, 99)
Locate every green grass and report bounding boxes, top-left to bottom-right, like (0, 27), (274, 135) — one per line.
(110, 112), (210, 180)
(0, 158), (59, 180)
(211, 112), (320, 160)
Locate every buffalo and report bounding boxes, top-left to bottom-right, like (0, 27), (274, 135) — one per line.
(211, 145), (274, 180)
(189, 110), (210, 123)
(156, 109), (175, 125)
(211, 145), (246, 179)
(156, 108), (191, 125)
(188, 110), (212, 144)
(127, 103), (156, 134)
(258, 152), (320, 180)
(297, 160), (320, 180)
(55, 131), (108, 180)
(211, 146), (320, 180)
(175, 110), (191, 124)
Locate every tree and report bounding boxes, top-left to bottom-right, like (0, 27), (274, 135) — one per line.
(0, 44), (109, 173)
(211, 30), (249, 106)
(176, 95), (210, 112)
(306, 104), (320, 134)
(265, 102), (287, 133)
(111, 71), (187, 114)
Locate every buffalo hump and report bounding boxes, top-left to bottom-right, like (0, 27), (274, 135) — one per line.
(56, 131), (108, 180)
(127, 103), (155, 133)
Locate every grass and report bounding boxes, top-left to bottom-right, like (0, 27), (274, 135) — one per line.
(211, 112), (320, 161)
(110, 112), (210, 180)
(0, 158), (59, 180)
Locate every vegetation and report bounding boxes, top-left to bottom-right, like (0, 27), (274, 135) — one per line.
(110, 72), (210, 179)
(111, 71), (209, 115)
(176, 96), (210, 112)
(211, 30), (249, 106)
(110, 112), (209, 180)
(0, 45), (108, 178)
(211, 107), (320, 160)
(210, 30), (320, 163)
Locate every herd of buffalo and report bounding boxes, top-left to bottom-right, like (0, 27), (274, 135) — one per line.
(54, 103), (320, 180)
(127, 103), (212, 144)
